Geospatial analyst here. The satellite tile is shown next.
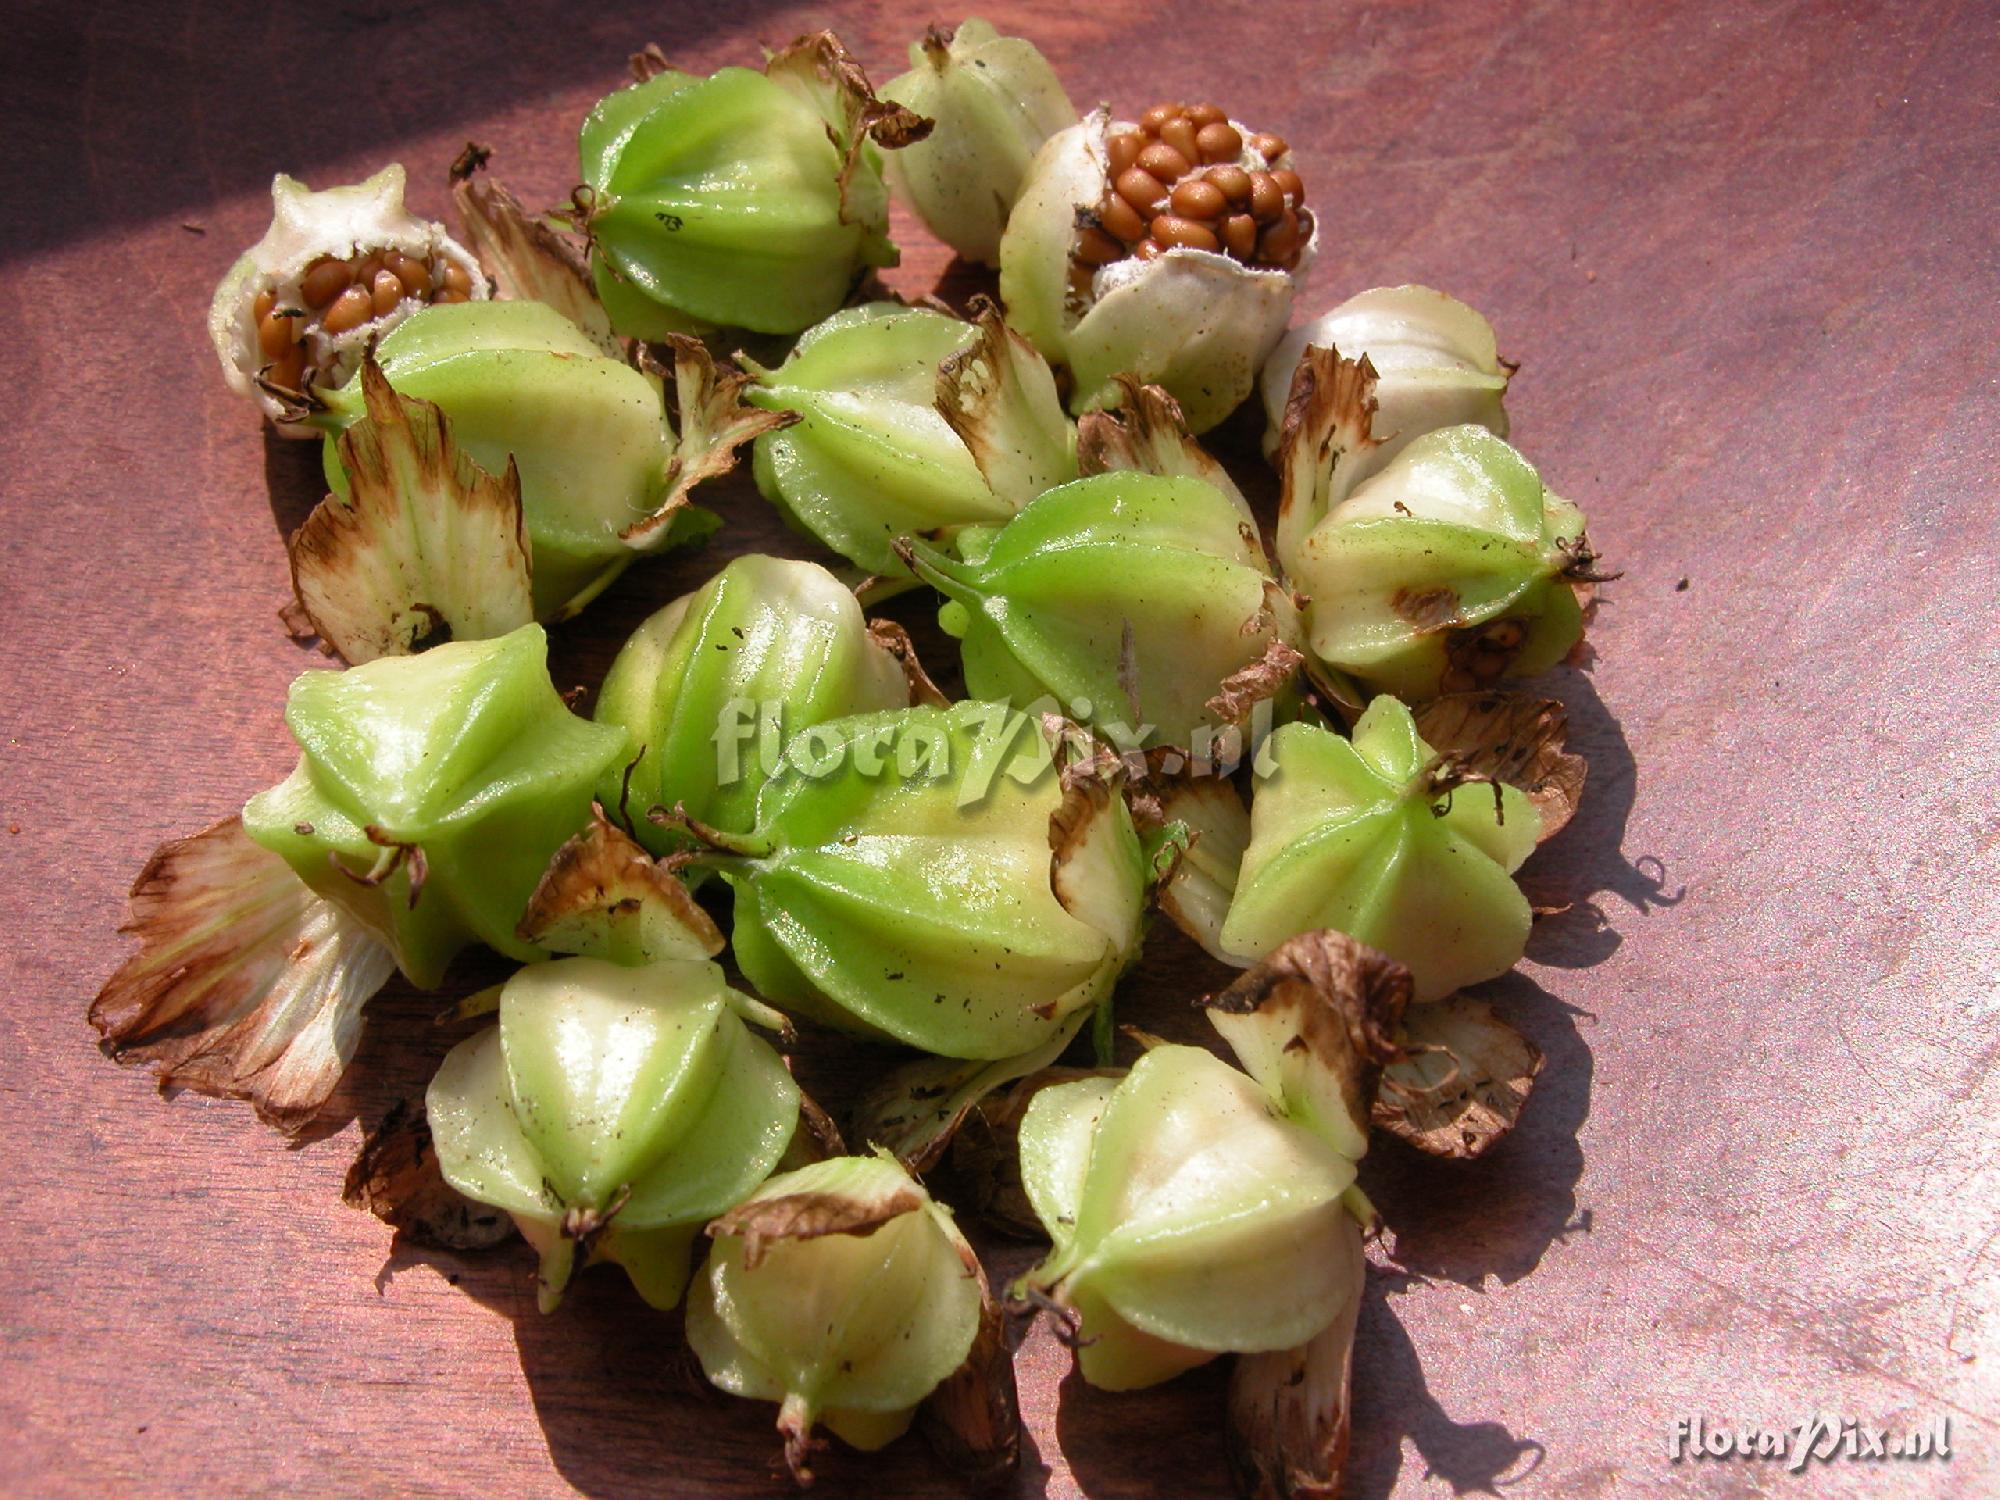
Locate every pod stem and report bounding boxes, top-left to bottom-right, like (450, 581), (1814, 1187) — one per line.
(646, 802), (774, 866)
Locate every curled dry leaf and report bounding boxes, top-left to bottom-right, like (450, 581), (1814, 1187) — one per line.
(1226, 1211), (1365, 1500)
(917, 1244), (1021, 1493)
(1274, 345), (1380, 570)
(935, 296), (1077, 508)
(942, 1066), (1123, 1239)
(866, 617), (951, 707)
(1372, 994), (1544, 1160)
(622, 335), (793, 549)
(289, 362), (535, 664)
(88, 815), (396, 1133)
(1205, 636), (1307, 728)
(707, 1183), (924, 1272)
(448, 144), (620, 356)
(1410, 691), (1586, 842)
(516, 803), (724, 962)
(342, 1097), (515, 1250)
(1076, 373), (1253, 522)
(1151, 773), (1253, 966)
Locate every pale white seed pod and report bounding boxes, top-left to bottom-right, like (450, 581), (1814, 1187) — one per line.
(1258, 284), (1511, 461)
(208, 165), (486, 434)
(882, 19), (1078, 267)
(1000, 107), (1313, 433)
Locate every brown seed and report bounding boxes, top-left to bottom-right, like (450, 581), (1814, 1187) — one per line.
(1195, 121), (1243, 163)
(1272, 168), (1305, 205)
(257, 311), (293, 358)
(351, 251), (383, 285)
(1222, 212), (1259, 258)
(1159, 115), (1199, 161)
(1186, 103), (1227, 127)
(1139, 103), (1181, 133)
(434, 288), (471, 305)
(1136, 142), (1191, 181)
(1170, 178), (1228, 219)
(1133, 238), (1165, 261)
(1151, 214), (1220, 252)
(1257, 207), (1301, 263)
(1106, 130), (1145, 176)
(1207, 164), (1253, 203)
(388, 252), (430, 294)
(300, 257), (351, 309)
(371, 270), (406, 316)
(1250, 133), (1289, 161)
(440, 260), (472, 295)
(266, 346), (307, 391)
(1248, 171), (1284, 222)
(252, 289), (275, 322)
(1483, 619), (1527, 649)
(1076, 226), (1124, 265)
(1116, 167), (1169, 213)
(1100, 193), (1148, 243)
(322, 283), (375, 334)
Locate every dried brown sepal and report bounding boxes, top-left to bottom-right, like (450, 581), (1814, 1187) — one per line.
(1226, 1213), (1365, 1499)
(628, 43), (672, 83)
(866, 618), (951, 707)
(917, 1245), (1021, 1493)
(763, 30), (933, 232)
(1409, 691), (1585, 842)
(448, 146), (619, 356)
(1151, 774), (1252, 964)
(935, 296), (1074, 507)
(88, 815), (397, 1133)
(1202, 929), (1409, 1154)
(1372, 994), (1543, 1160)
(516, 803), (723, 962)
(342, 1097), (515, 1250)
(1275, 346), (1380, 565)
(1205, 636), (1307, 727)
(943, 1066), (1122, 1239)
(708, 1184), (925, 1272)
(622, 334), (793, 548)
(290, 362), (534, 664)
(788, 1082), (849, 1165)
(1076, 374), (1253, 520)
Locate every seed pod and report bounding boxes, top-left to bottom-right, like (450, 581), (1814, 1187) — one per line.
(747, 300), (1077, 577)
(593, 554), (918, 851)
(999, 106), (1312, 432)
(882, 20), (1078, 267)
(579, 33), (931, 338)
(241, 623), (633, 989)
(674, 703), (1147, 1060)
(315, 301), (778, 619)
(208, 165), (486, 434)
(1259, 283), (1514, 462)
(1219, 698), (1541, 1001)
(898, 471), (1302, 747)
(686, 1153), (996, 1485)
(427, 956), (800, 1311)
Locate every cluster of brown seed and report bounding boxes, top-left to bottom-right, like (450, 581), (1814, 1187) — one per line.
(251, 249), (475, 392)
(1076, 102), (1311, 279)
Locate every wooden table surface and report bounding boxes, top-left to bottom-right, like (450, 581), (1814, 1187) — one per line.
(4, 1), (1997, 1494)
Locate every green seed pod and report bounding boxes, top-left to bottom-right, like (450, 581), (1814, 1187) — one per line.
(209, 164), (487, 434)
(678, 703), (1147, 1060)
(1259, 284), (1512, 461)
(686, 1153), (988, 1483)
(315, 301), (757, 619)
(1220, 698), (1541, 1001)
(1000, 108), (1313, 432)
(900, 472), (1302, 747)
(427, 956), (799, 1311)
(1276, 348), (1597, 700)
(882, 20), (1078, 267)
(579, 34), (930, 339)
(593, 554), (919, 851)
(242, 624), (631, 988)
(747, 302), (1077, 577)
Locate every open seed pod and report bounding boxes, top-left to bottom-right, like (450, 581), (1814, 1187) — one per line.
(669, 703), (1147, 1060)
(899, 471), (1302, 748)
(427, 957), (800, 1311)
(686, 1153), (1003, 1486)
(1219, 699), (1540, 1002)
(208, 165), (486, 434)
(999, 104), (1313, 432)
(314, 301), (771, 620)
(1258, 284), (1512, 462)
(242, 623), (634, 989)
(594, 554), (920, 853)
(882, 20), (1078, 267)
(579, 33), (930, 339)
(746, 301), (1076, 577)
(1276, 347), (1600, 700)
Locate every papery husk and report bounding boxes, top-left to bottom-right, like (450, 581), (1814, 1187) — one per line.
(1373, 993), (1543, 1159)
(289, 363), (534, 663)
(916, 1242), (1022, 1492)
(342, 1097), (516, 1250)
(1409, 691), (1584, 842)
(935, 296), (1079, 508)
(624, 335), (795, 549)
(448, 143), (619, 354)
(89, 815), (396, 1133)
(516, 803), (724, 962)
(1076, 374), (1254, 523)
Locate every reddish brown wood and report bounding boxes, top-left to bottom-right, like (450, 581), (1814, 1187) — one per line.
(3, 1), (1997, 1494)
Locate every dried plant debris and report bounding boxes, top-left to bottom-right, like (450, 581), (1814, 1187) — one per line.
(342, 1097), (515, 1250)
(448, 144), (619, 355)
(1076, 372), (1254, 522)
(516, 803), (724, 963)
(625, 335), (795, 549)
(1410, 691), (1585, 842)
(1373, 993), (1543, 1159)
(90, 815), (398, 1132)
